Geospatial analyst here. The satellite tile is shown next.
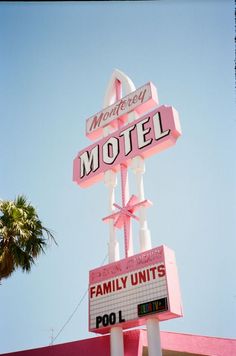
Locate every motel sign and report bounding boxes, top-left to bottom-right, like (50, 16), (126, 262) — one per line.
(73, 69), (183, 356)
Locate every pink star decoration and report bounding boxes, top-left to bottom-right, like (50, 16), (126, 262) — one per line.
(103, 195), (152, 258)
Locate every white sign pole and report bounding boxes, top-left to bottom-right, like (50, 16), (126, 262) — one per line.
(146, 318), (162, 356)
(104, 169), (119, 262)
(104, 70), (162, 355)
(103, 71), (128, 356)
(131, 156), (152, 251)
(110, 326), (124, 356)
(103, 72), (120, 264)
(132, 156), (162, 356)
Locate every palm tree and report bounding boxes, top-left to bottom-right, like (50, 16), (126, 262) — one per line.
(0, 195), (56, 281)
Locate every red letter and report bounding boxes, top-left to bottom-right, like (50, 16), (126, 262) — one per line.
(90, 286), (96, 299)
(89, 113), (104, 131)
(131, 272), (138, 286)
(157, 264), (166, 277)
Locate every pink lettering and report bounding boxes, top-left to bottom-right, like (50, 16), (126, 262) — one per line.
(116, 100), (125, 117)
(103, 111), (110, 121)
(120, 100), (126, 111)
(89, 113), (104, 132)
(86, 83), (158, 140)
(128, 98), (133, 106)
(132, 95), (138, 104)
(138, 89), (147, 103)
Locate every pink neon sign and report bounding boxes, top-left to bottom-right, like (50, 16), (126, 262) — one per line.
(73, 105), (181, 188)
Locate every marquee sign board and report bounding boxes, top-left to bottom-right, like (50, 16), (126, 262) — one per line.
(73, 105), (181, 188)
(89, 245), (182, 334)
(86, 82), (158, 140)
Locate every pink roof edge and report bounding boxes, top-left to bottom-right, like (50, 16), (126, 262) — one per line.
(160, 330), (236, 355)
(1, 330), (236, 356)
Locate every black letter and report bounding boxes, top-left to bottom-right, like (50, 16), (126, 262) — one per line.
(118, 310), (125, 323)
(96, 316), (102, 328)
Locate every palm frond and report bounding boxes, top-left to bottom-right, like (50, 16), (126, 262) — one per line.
(0, 195), (57, 280)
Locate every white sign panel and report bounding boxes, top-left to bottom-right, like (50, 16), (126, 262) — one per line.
(86, 82), (158, 140)
(89, 245), (182, 334)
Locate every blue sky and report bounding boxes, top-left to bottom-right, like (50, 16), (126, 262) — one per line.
(0, 0), (235, 353)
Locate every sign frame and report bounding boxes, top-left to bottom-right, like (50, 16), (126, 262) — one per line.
(86, 82), (158, 140)
(73, 105), (181, 188)
(88, 245), (183, 334)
